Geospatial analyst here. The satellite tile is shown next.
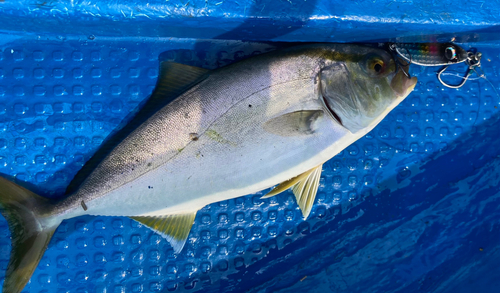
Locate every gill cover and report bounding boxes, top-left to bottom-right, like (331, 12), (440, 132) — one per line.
(320, 49), (417, 133)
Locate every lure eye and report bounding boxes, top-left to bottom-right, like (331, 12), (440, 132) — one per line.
(445, 46), (457, 61)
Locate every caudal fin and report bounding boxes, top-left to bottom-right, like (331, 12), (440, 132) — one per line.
(0, 176), (61, 293)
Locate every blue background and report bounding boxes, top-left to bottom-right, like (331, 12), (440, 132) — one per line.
(0, 0), (500, 292)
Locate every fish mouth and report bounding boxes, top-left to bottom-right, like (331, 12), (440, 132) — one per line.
(391, 64), (418, 98)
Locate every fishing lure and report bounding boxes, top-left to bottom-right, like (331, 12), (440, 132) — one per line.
(389, 42), (469, 66)
(388, 42), (491, 90)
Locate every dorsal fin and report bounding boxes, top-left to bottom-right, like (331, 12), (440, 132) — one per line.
(130, 212), (197, 253)
(151, 62), (210, 104)
(65, 62), (210, 195)
(262, 165), (323, 219)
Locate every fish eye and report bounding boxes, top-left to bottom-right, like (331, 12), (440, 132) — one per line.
(445, 46), (457, 61)
(362, 53), (388, 77)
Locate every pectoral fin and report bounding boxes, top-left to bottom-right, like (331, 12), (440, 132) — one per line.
(263, 110), (323, 137)
(262, 165), (323, 219)
(130, 212), (197, 253)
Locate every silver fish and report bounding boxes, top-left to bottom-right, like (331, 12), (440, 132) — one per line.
(0, 44), (417, 293)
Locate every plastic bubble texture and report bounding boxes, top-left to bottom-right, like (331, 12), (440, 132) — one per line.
(0, 1), (500, 293)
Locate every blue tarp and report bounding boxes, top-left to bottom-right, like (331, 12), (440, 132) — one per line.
(0, 1), (499, 292)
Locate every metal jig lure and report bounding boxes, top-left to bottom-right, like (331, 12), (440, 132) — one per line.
(388, 42), (469, 66)
(388, 42), (489, 89)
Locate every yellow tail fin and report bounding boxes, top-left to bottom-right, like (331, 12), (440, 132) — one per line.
(0, 176), (61, 293)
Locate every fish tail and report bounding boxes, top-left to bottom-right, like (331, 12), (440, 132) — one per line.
(0, 176), (61, 293)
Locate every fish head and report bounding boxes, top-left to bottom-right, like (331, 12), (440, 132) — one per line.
(320, 46), (417, 134)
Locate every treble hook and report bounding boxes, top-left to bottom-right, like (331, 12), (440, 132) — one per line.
(437, 52), (482, 89)
(387, 43), (412, 78)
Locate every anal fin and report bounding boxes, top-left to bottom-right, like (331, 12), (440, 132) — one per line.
(263, 164), (323, 219)
(130, 211), (197, 253)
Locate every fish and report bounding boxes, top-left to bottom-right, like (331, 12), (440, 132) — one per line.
(0, 43), (417, 293)
(389, 42), (469, 66)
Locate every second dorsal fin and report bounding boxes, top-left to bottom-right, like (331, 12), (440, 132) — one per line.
(65, 62), (210, 195)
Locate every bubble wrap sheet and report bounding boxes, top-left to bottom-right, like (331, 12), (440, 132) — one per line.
(1, 1), (500, 293)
